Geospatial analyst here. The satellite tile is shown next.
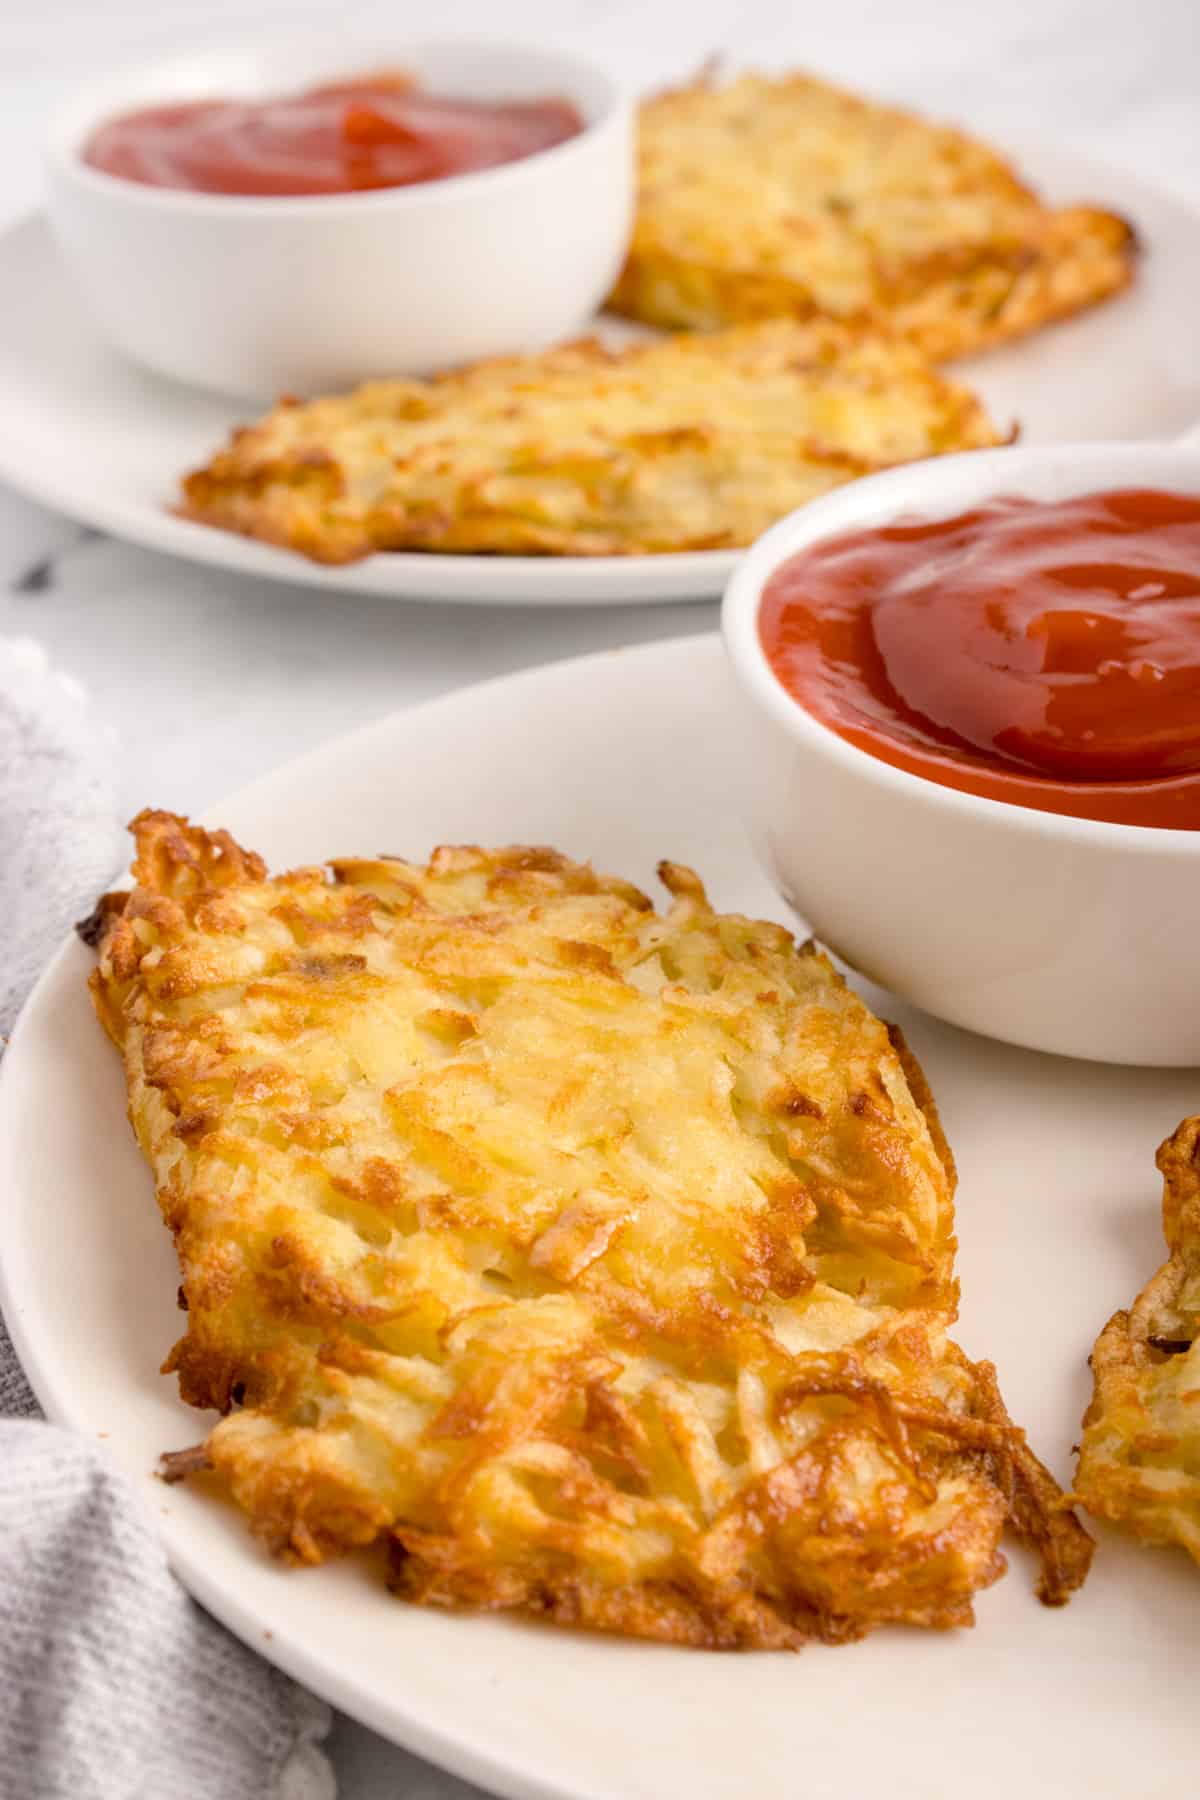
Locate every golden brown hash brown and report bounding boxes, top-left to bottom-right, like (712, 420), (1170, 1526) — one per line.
(87, 812), (1090, 1647)
(1076, 1118), (1200, 1561)
(179, 318), (1003, 564)
(607, 71), (1136, 359)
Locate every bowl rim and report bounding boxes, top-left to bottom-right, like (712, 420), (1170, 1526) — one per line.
(722, 438), (1200, 859)
(45, 34), (630, 218)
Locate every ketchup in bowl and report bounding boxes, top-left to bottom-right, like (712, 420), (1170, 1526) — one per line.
(760, 489), (1200, 829)
(81, 75), (584, 196)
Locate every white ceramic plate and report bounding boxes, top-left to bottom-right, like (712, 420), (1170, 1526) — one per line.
(2, 139), (1200, 604)
(0, 633), (1196, 1800)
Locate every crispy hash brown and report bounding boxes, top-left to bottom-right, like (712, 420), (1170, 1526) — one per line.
(179, 319), (1003, 564)
(608, 72), (1136, 359)
(87, 812), (1090, 1646)
(1076, 1118), (1200, 1561)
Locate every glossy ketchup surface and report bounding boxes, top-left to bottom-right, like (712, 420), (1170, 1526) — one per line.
(81, 76), (583, 196)
(760, 489), (1200, 829)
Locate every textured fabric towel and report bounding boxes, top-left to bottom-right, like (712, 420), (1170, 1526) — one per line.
(0, 637), (336, 1800)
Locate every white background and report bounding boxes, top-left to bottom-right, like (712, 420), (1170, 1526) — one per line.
(0, 2), (1197, 1793)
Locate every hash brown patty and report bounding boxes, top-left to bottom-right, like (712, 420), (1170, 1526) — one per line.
(87, 812), (1090, 1645)
(180, 318), (1003, 563)
(608, 71), (1135, 360)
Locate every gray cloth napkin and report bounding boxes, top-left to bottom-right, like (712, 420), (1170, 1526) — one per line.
(0, 637), (336, 1800)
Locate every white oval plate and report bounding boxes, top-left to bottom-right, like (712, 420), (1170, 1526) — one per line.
(2, 138), (1200, 604)
(1, 634), (1197, 1799)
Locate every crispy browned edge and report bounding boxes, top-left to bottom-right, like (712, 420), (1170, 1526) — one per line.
(886, 1023), (1091, 1606)
(608, 212), (1138, 364)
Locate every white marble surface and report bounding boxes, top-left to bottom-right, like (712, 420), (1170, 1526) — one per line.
(0, 2), (1197, 1794)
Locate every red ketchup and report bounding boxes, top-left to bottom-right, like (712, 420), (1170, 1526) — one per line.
(82, 75), (584, 196)
(759, 489), (1200, 829)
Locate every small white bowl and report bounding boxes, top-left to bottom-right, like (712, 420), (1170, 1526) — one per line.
(723, 440), (1200, 1067)
(45, 38), (633, 398)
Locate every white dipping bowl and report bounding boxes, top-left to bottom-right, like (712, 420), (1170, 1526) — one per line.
(723, 441), (1200, 1067)
(45, 38), (633, 398)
